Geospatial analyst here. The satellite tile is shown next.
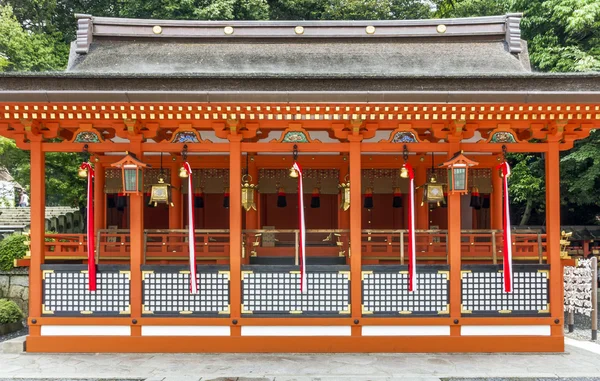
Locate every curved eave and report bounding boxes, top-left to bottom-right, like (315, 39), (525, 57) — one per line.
(0, 72), (599, 103)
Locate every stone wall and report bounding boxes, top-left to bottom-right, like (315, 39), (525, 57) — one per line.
(0, 269), (29, 315)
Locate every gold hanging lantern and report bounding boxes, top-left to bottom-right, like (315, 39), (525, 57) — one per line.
(149, 176), (173, 207)
(338, 175), (350, 211)
(241, 174), (258, 212)
(422, 177), (445, 207)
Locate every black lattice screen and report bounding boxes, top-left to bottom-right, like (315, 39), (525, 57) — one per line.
(42, 265), (130, 316)
(241, 265), (350, 315)
(461, 265), (550, 316)
(142, 266), (230, 316)
(362, 265), (449, 316)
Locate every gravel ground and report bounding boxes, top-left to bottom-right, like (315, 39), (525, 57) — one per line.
(444, 379), (600, 381)
(0, 319), (28, 343)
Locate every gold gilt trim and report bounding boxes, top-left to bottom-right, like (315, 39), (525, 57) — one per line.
(437, 304), (450, 315)
(498, 309), (512, 314)
(141, 270), (154, 279)
(179, 270), (191, 274)
(41, 304), (54, 315)
(241, 270), (253, 281)
(289, 270), (300, 274)
(179, 310), (193, 315)
(361, 271), (373, 281)
(362, 304), (373, 315)
(399, 310), (412, 315)
(241, 304), (253, 314)
(437, 270), (450, 280)
(461, 304), (472, 314)
(538, 303), (550, 314)
(218, 304), (231, 315)
(119, 270), (131, 280)
(399, 270), (408, 275)
(142, 304), (154, 314)
(339, 304), (351, 314)
(289, 310), (303, 314)
(119, 304), (131, 315)
(80, 310), (93, 315)
(218, 271), (230, 281)
(80, 270), (88, 274)
(338, 270), (351, 280)
(538, 269), (550, 279)
(460, 270), (472, 279)
(42, 270), (54, 280)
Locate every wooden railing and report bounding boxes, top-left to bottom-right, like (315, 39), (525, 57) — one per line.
(243, 229), (349, 265)
(28, 229), (546, 266)
(361, 230), (547, 264)
(144, 229), (230, 264)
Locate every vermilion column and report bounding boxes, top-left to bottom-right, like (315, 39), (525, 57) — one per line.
(545, 141), (563, 340)
(228, 135), (242, 335)
(128, 137), (144, 336)
(93, 162), (105, 230)
(446, 143), (462, 336)
(169, 161), (182, 229)
(28, 137), (45, 336)
(348, 136), (362, 335)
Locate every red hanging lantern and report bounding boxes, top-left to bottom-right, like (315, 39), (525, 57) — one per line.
(392, 187), (402, 208)
(364, 187), (374, 209)
(310, 187), (320, 208)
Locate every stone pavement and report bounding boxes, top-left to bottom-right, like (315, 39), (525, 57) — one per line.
(1, 340), (600, 381)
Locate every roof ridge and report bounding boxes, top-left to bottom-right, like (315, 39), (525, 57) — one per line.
(73, 13), (522, 54)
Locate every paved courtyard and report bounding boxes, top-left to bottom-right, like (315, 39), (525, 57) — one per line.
(0, 338), (600, 381)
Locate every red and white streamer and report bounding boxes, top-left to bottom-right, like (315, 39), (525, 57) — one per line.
(293, 162), (307, 293)
(80, 162), (96, 291)
(403, 162), (417, 292)
(183, 162), (198, 294)
(498, 161), (513, 292)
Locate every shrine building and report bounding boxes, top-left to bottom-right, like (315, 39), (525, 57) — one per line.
(0, 13), (599, 353)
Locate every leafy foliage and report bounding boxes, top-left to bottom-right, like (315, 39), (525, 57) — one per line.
(0, 298), (24, 324)
(0, 5), (67, 71)
(0, 233), (27, 271)
(513, 0), (600, 72)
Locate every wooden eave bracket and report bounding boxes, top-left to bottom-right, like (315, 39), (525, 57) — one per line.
(213, 119), (259, 140)
(331, 120), (376, 141)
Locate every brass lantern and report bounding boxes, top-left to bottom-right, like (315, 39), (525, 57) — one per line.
(421, 177), (445, 206)
(441, 151), (479, 194)
(149, 176), (173, 207)
(338, 175), (350, 211)
(241, 174), (258, 212)
(110, 153), (149, 194)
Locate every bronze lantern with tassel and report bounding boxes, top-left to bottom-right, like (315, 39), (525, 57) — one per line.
(241, 174), (258, 212)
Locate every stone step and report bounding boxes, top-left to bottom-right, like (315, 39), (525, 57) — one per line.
(0, 335), (26, 354)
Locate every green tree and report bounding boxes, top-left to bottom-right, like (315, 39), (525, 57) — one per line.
(513, 0), (600, 72)
(0, 4), (66, 71)
(508, 154), (546, 226)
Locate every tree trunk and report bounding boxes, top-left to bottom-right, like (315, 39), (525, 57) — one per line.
(519, 199), (533, 226)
